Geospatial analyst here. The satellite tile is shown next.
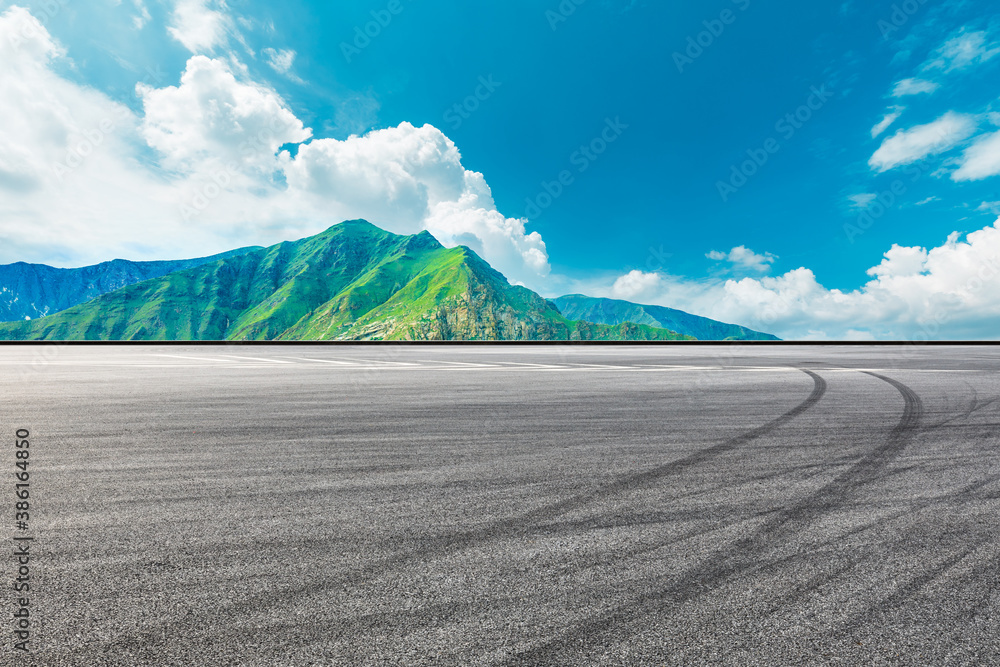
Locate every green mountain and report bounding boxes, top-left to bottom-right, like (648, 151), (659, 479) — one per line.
(552, 294), (780, 341)
(0, 247), (261, 322)
(0, 221), (693, 342)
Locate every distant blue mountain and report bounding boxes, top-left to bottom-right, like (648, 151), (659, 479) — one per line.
(552, 294), (780, 341)
(0, 247), (261, 322)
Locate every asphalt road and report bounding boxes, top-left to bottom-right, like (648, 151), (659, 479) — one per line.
(1, 344), (999, 665)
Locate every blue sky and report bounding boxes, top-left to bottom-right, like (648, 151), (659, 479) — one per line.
(2, 0), (1000, 338)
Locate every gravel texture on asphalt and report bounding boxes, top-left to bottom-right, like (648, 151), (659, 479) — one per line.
(1, 344), (998, 665)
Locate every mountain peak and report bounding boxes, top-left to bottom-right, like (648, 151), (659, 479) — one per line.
(406, 230), (443, 251)
(335, 218), (376, 228)
(0, 221), (712, 342)
(312, 219), (390, 239)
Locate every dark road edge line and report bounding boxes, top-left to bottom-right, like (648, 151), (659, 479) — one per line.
(1, 340), (1000, 346)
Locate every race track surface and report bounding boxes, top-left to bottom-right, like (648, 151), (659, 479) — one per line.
(1, 344), (999, 665)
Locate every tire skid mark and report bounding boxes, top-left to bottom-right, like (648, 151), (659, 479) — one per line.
(958, 552), (1000, 622)
(274, 368), (825, 578)
(389, 453), (854, 547)
(503, 370), (923, 666)
(490, 369), (827, 531)
(863, 474), (1000, 627)
(559, 508), (788, 578)
(925, 383), (1000, 431)
(331, 369), (827, 583)
(754, 475), (997, 624)
(81, 368), (829, 654)
(525, 470), (991, 550)
(836, 544), (983, 636)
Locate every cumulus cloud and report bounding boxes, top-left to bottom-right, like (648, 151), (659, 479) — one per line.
(0, 8), (550, 287)
(284, 123), (550, 284)
(611, 270), (663, 302)
(952, 130), (1000, 181)
(0, 6), (193, 262)
(137, 55), (311, 173)
(423, 172), (550, 282)
(707, 246), (777, 274)
(168, 0), (229, 53)
(869, 111), (976, 172)
(285, 123), (468, 226)
(601, 221), (1000, 340)
(891, 78), (939, 97)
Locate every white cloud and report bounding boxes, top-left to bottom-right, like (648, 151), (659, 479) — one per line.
(262, 47), (295, 74)
(869, 111), (976, 172)
(601, 222), (1000, 340)
(952, 130), (1000, 181)
(707, 246), (776, 273)
(848, 193), (877, 209)
(16, 2), (1000, 340)
(137, 55), (311, 173)
(0, 5), (64, 63)
(168, 0), (229, 53)
(284, 123), (550, 284)
(285, 123), (468, 226)
(891, 78), (939, 97)
(916, 196), (939, 206)
(871, 106), (904, 138)
(131, 0), (151, 30)
(423, 173), (550, 282)
(923, 29), (1000, 72)
(0, 8), (550, 287)
(0, 6), (208, 264)
(611, 270), (663, 302)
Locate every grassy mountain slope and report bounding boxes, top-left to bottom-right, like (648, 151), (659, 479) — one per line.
(0, 221), (693, 342)
(552, 294), (780, 341)
(0, 247), (261, 322)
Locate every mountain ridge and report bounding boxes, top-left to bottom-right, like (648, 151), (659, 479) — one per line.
(0, 221), (696, 342)
(552, 294), (780, 341)
(0, 247), (262, 322)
